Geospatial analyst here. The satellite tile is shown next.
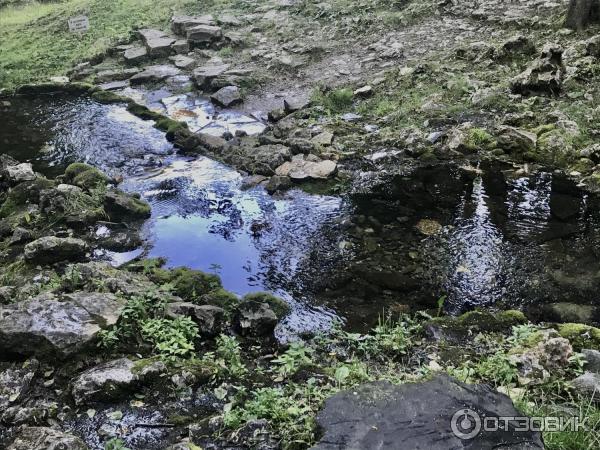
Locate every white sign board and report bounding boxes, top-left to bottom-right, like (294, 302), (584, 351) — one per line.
(68, 16), (90, 33)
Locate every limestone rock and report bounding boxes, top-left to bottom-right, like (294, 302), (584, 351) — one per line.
(146, 36), (176, 58)
(312, 131), (334, 146)
(0, 360), (38, 410)
(210, 85), (242, 107)
(186, 25), (223, 45)
(275, 155), (337, 181)
(496, 126), (537, 153)
(571, 371), (600, 401)
(130, 65), (182, 84)
(103, 190), (151, 221)
(511, 43), (564, 95)
(123, 47), (148, 65)
(583, 349), (600, 373)
(234, 300), (278, 336)
(0, 292), (125, 358)
(170, 55), (196, 70)
(166, 302), (226, 336)
(172, 39), (190, 54)
(8, 427), (88, 450)
(3, 163), (36, 184)
(24, 236), (88, 264)
(171, 15), (215, 36)
(311, 376), (544, 450)
(193, 64), (230, 91)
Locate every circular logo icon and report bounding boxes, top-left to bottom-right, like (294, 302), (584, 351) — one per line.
(451, 408), (481, 440)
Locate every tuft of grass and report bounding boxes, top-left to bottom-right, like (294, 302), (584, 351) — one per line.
(311, 87), (354, 114)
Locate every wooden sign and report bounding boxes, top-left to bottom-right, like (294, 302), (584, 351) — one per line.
(68, 16), (90, 33)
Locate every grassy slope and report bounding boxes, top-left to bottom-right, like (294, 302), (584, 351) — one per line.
(0, 0), (198, 88)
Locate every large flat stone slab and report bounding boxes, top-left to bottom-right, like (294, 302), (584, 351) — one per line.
(312, 375), (544, 450)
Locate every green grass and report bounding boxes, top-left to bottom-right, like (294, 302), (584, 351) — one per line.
(0, 0), (197, 88)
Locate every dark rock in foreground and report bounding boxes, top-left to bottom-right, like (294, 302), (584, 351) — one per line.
(311, 375), (544, 450)
(8, 426), (88, 450)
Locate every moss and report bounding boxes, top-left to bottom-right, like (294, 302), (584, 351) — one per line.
(155, 117), (188, 141)
(242, 292), (291, 319)
(465, 127), (495, 150)
(131, 357), (161, 375)
(126, 103), (162, 121)
(167, 414), (194, 426)
(180, 359), (218, 382)
(104, 192), (151, 220)
(72, 169), (110, 190)
(168, 267), (222, 302)
(428, 309), (527, 341)
(91, 89), (128, 105)
(201, 288), (239, 310)
(557, 323), (600, 351)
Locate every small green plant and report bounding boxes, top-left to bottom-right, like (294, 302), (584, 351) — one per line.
(273, 342), (313, 378)
(473, 352), (518, 387)
(203, 334), (247, 378)
(311, 87), (354, 113)
(359, 313), (422, 358)
(140, 317), (199, 360)
(104, 438), (131, 450)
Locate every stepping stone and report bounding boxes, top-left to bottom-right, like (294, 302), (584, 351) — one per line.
(193, 63), (230, 90)
(137, 28), (168, 43)
(171, 15), (215, 35)
(123, 47), (148, 65)
(210, 85), (242, 107)
(172, 39), (190, 54)
(130, 65), (182, 84)
(186, 24), (223, 45)
(146, 36), (176, 58)
(170, 55), (196, 70)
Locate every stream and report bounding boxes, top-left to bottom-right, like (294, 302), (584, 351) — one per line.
(2, 93), (600, 336)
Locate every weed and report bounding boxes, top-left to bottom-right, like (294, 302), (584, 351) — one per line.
(311, 88), (354, 114)
(140, 317), (198, 360)
(273, 342), (313, 378)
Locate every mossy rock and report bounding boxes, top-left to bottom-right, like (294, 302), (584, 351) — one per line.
(168, 267), (222, 301)
(0, 178), (55, 218)
(91, 89), (128, 105)
(64, 163), (110, 190)
(200, 288), (239, 310)
(426, 309), (527, 342)
(557, 323), (600, 351)
(155, 118), (188, 141)
(126, 103), (163, 121)
(103, 190), (151, 221)
(242, 291), (291, 319)
(15, 82), (93, 97)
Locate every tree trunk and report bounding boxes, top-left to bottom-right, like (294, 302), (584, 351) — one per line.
(565, 0), (600, 30)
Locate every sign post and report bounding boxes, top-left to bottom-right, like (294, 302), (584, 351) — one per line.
(68, 15), (90, 34)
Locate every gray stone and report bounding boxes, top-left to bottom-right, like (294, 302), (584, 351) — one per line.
(70, 357), (164, 405)
(283, 96), (310, 113)
(24, 236), (88, 264)
(186, 25), (223, 45)
(542, 302), (596, 324)
(497, 126), (537, 153)
(234, 300), (278, 336)
(275, 155), (337, 181)
(0, 360), (38, 410)
(166, 302), (226, 336)
(172, 39), (190, 54)
(265, 175), (292, 194)
(130, 64), (182, 84)
(9, 227), (34, 246)
(571, 371), (600, 401)
(62, 292), (125, 327)
(138, 28), (168, 43)
(312, 131), (334, 146)
(210, 85), (242, 107)
(193, 63), (230, 90)
(311, 375), (544, 450)
(170, 54), (196, 69)
(583, 349), (600, 373)
(511, 43), (564, 95)
(171, 15), (215, 36)
(123, 47), (148, 65)
(103, 190), (151, 220)
(8, 427), (88, 450)
(3, 163), (36, 183)
(94, 68), (140, 83)
(0, 292), (125, 358)
(99, 80), (129, 91)
(353, 85), (373, 97)
(146, 37), (176, 58)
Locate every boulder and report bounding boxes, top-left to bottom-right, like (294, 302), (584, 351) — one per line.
(583, 349), (600, 373)
(265, 175), (292, 194)
(171, 15), (215, 36)
(234, 300), (278, 336)
(130, 65), (182, 84)
(275, 155), (337, 181)
(24, 236), (88, 264)
(511, 43), (564, 95)
(210, 85), (242, 107)
(193, 63), (230, 90)
(571, 371), (600, 401)
(283, 96), (310, 113)
(123, 47), (148, 65)
(71, 357), (164, 405)
(8, 427), (88, 450)
(311, 375), (544, 450)
(496, 126), (537, 154)
(186, 25), (223, 45)
(312, 131), (334, 146)
(146, 36), (176, 58)
(166, 302), (226, 336)
(170, 55), (196, 69)
(172, 39), (190, 54)
(3, 163), (36, 184)
(103, 190), (151, 221)
(0, 292), (125, 358)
